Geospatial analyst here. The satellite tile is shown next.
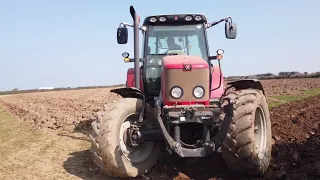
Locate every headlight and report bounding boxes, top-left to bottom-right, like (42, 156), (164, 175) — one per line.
(185, 15), (192, 21)
(195, 15), (202, 21)
(170, 86), (183, 99)
(159, 16), (167, 22)
(193, 86), (205, 99)
(217, 49), (224, 55)
(150, 17), (157, 22)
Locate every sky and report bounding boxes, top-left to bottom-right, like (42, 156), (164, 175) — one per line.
(0, 0), (319, 91)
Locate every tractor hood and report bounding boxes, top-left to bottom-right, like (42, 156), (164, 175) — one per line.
(162, 55), (209, 69)
(161, 55), (210, 105)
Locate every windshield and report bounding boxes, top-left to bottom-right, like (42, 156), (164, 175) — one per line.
(145, 24), (208, 64)
(143, 24), (208, 97)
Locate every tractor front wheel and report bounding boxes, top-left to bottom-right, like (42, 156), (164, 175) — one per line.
(89, 98), (162, 178)
(220, 89), (272, 175)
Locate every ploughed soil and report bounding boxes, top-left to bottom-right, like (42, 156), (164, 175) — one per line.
(1, 78), (319, 134)
(0, 78), (319, 180)
(226, 78), (320, 97)
(0, 88), (121, 133)
(259, 78), (320, 96)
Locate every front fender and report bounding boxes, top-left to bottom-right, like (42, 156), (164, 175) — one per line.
(110, 87), (144, 99)
(111, 87), (146, 122)
(227, 79), (265, 95)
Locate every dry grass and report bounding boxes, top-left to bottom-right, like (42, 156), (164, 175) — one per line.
(0, 108), (42, 162)
(0, 108), (112, 180)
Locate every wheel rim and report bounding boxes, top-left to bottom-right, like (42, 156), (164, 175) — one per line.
(119, 113), (154, 164)
(254, 106), (267, 157)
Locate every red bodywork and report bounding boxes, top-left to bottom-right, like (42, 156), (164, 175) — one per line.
(125, 60), (224, 101)
(126, 68), (144, 92)
(210, 65), (224, 99)
(161, 57), (209, 69)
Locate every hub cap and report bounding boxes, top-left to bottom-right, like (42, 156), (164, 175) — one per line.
(254, 106), (267, 158)
(119, 113), (154, 163)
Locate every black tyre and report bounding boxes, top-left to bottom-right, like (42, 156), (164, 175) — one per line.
(220, 88), (272, 175)
(89, 98), (162, 178)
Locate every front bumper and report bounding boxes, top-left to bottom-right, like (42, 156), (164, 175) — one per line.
(163, 105), (221, 125)
(155, 99), (234, 157)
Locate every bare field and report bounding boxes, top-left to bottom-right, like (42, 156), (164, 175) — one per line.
(0, 78), (320, 180)
(1, 78), (320, 133)
(259, 78), (320, 96)
(0, 88), (121, 132)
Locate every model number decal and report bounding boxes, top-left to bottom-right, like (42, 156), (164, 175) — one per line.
(201, 116), (210, 119)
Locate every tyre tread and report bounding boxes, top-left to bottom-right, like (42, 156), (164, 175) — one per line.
(89, 98), (161, 178)
(221, 89), (272, 175)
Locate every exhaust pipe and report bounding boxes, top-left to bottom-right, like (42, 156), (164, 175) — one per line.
(130, 6), (140, 90)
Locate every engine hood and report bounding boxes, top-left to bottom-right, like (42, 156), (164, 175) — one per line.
(162, 55), (209, 69)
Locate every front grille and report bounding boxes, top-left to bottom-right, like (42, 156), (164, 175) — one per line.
(163, 68), (210, 102)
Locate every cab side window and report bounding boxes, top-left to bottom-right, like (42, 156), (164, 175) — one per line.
(147, 37), (156, 54)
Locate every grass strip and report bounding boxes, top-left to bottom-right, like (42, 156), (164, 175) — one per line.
(268, 88), (320, 108)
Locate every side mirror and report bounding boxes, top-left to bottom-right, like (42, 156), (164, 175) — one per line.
(225, 22), (237, 39)
(117, 27), (128, 44)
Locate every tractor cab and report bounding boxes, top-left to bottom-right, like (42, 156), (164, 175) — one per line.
(117, 13), (237, 102)
(142, 15), (209, 98)
(143, 14), (209, 61)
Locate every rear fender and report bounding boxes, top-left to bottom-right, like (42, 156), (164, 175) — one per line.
(227, 79), (265, 95)
(111, 87), (144, 99)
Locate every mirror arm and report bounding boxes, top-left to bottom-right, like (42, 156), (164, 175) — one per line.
(205, 17), (232, 29)
(208, 56), (217, 60)
(208, 55), (223, 61)
(119, 22), (146, 31)
(125, 58), (144, 63)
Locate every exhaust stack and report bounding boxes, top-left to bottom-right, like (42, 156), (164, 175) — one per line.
(130, 6), (140, 89)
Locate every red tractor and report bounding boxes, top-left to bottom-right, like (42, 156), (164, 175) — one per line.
(90, 6), (272, 178)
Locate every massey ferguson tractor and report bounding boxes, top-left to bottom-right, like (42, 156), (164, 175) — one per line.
(89, 6), (272, 178)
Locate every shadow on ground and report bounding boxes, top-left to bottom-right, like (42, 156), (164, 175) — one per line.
(63, 148), (251, 180)
(63, 149), (116, 180)
(148, 153), (254, 180)
(63, 131), (320, 180)
(150, 133), (320, 180)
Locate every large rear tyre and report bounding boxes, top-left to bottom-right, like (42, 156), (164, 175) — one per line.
(220, 89), (272, 175)
(89, 98), (162, 178)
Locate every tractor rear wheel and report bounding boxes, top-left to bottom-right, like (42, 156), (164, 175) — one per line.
(89, 98), (162, 178)
(220, 89), (272, 175)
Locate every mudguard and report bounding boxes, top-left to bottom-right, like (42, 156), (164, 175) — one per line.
(111, 87), (144, 99)
(227, 79), (265, 95)
(111, 87), (146, 122)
